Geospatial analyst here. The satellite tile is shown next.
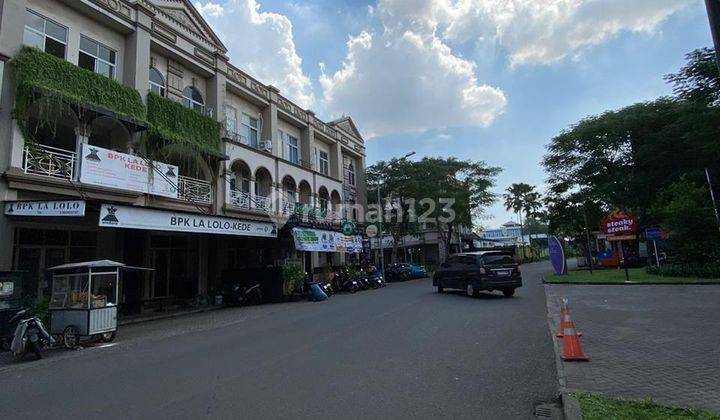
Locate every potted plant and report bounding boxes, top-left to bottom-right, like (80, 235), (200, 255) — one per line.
(282, 263), (305, 301)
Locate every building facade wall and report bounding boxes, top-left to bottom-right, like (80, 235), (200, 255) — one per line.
(0, 0), (368, 286)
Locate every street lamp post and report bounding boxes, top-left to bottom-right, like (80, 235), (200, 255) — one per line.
(377, 151), (415, 275)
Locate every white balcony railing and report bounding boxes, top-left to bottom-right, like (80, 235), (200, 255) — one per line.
(228, 189), (273, 212)
(229, 190), (251, 209)
(253, 194), (271, 211)
(23, 144), (76, 180)
(178, 175), (213, 205)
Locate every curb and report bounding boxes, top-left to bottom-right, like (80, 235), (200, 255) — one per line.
(542, 275), (720, 286)
(562, 393), (583, 420)
(118, 305), (224, 326)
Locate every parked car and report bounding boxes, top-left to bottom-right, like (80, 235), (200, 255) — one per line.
(395, 263), (427, 279)
(433, 251), (522, 297)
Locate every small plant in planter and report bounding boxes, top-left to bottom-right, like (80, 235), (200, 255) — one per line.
(282, 263), (305, 301)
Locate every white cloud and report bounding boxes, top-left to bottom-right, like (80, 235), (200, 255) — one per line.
(380, 0), (694, 67)
(320, 20), (506, 138)
(195, 0), (314, 108)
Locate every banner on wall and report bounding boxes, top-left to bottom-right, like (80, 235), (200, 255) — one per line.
(4, 200), (85, 217)
(80, 144), (179, 198)
(292, 228), (363, 253)
(98, 204), (277, 237)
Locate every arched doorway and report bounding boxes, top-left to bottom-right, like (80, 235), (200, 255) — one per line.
(281, 176), (297, 214)
(254, 167), (273, 211)
(318, 186), (329, 214)
(298, 180), (312, 205)
(331, 190), (342, 220)
(229, 160), (251, 208)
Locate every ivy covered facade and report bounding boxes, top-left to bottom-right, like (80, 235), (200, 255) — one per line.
(0, 0), (367, 312)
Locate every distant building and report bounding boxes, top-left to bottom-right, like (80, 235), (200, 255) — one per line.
(479, 221), (547, 246)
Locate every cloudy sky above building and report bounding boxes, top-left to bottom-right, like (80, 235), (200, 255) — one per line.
(195, 0), (710, 228)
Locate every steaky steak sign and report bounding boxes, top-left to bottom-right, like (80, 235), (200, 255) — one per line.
(601, 211), (638, 235)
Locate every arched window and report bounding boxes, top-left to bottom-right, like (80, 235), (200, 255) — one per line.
(182, 86), (204, 113)
(149, 68), (165, 97)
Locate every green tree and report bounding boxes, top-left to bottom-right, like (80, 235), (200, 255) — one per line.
(400, 157), (501, 260)
(366, 157), (418, 262)
(503, 183), (541, 258)
(650, 177), (720, 264)
(665, 47), (719, 106)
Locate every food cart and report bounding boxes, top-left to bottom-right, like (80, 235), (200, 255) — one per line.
(47, 260), (150, 349)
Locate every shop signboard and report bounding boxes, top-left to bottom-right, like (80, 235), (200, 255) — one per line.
(292, 228), (363, 253)
(645, 227), (665, 241)
(601, 211), (638, 235)
(98, 204), (276, 237)
(4, 200), (85, 217)
(80, 144), (178, 198)
(548, 236), (566, 275)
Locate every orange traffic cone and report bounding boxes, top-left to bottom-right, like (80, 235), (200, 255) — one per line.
(561, 320), (589, 361)
(556, 308), (582, 338)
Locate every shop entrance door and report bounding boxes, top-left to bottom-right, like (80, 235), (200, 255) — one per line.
(15, 247), (66, 298)
(152, 249), (170, 298)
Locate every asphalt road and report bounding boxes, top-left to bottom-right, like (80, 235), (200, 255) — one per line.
(0, 262), (558, 419)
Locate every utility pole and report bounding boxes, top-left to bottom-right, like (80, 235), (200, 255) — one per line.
(706, 168), (720, 234)
(704, 1), (720, 233)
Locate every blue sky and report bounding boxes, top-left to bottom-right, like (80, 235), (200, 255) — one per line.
(197, 0), (711, 228)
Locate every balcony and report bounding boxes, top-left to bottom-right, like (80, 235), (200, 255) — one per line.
(23, 144), (75, 180)
(228, 190), (272, 212)
(22, 144), (213, 205)
(177, 175), (213, 205)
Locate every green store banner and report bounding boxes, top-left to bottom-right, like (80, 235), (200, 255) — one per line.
(292, 227), (363, 253)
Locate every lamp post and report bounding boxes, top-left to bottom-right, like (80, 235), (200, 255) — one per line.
(377, 151), (415, 275)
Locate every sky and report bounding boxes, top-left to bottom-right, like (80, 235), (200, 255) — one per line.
(194, 0), (712, 229)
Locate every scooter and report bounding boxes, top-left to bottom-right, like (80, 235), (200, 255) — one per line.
(1, 307), (30, 351)
(10, 315), (55, 361)
(222, 279), (263, 306)
(367, 266), (385, 288)
(319, 281), (334, 297)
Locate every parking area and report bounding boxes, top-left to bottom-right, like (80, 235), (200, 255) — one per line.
(546, 283), (720, 414)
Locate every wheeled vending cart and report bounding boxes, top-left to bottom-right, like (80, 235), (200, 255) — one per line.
(47, 260), (150, 349)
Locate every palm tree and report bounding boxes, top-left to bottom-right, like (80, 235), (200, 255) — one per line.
(503, 183), (536, 259)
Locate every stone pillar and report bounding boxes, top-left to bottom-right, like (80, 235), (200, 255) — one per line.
(206, 57), (227, 123)
(124, 3), (154, 100)
(74, 125), (89, 181)
(301, 111), (315, 169)
(356, 154), (368, 209)
(264, 86), (279, 156)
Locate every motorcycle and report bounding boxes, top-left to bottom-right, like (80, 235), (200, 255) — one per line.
(10, 315), (55, 361)
(1, 307), (30, 351)
(367, 266), (385, 288)
(222, 278), (263, 306)
(319, 281), (334, 297)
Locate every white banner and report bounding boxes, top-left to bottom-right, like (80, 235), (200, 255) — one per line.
(4, 200), (86, 217)
(98, 204), (277, 238)
(80, 144), (178, 198)
(292, 228), (363, 253)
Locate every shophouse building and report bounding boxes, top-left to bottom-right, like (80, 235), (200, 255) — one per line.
(0, 0), (367, 314)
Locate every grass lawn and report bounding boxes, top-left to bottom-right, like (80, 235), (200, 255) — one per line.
(545, 267), (720, 284)
(577, 394), (719, 420)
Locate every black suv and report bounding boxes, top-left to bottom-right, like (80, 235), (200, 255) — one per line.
(433, 251), (522, 297)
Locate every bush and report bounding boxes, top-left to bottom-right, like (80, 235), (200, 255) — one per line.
(646, 263), (720, 279)
(282, 263), (305, 295)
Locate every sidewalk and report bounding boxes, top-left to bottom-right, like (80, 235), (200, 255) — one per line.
(546, 283), (720, 414)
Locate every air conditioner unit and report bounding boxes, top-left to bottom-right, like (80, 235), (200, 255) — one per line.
(259, 140), (272, 151)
